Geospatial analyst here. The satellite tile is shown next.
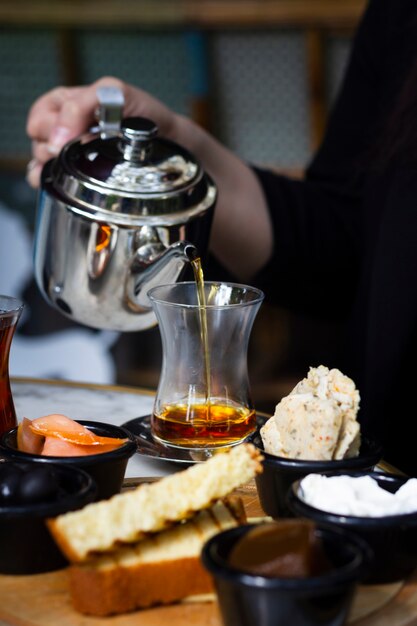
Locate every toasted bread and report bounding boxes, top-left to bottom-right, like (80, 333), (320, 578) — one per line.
(48, 443), (263, 562)
(69, 497), (245, 616)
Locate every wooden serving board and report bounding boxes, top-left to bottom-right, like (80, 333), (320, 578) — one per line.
(0, 480), (416, 626)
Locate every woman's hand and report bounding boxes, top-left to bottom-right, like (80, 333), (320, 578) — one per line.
(26, 76), (182, 189)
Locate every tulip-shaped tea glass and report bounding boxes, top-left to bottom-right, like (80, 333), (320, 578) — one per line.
(148, 282), (264, 450)
(0, 295), (24, 435)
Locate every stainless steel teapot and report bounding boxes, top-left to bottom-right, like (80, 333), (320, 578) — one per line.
(33, 87), (217, 331)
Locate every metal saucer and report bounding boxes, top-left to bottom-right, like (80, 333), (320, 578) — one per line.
(122, 414), (267, 464)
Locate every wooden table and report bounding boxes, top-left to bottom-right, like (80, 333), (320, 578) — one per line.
(0, 478), (416, 626)
(1, 378), (416, 625)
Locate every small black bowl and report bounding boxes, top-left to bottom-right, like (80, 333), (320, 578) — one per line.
(0, 461), (96, 574)
(202, 523), (370, 626)
(250, 429), (383, 518)
(0, 420), (137, 501)
(288, 472), (417, 584)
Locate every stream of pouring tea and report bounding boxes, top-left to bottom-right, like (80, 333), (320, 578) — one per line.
(190, 255), (212, 417)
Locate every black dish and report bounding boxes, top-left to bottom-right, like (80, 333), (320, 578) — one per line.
(202, 523), (370, 626)
(288, 471), (417, 584)
(250, 428), (383, 518)
(0, 461), (96, 575)
(0, 420), (137, 501)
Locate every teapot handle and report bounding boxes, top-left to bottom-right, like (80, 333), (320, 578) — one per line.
(93, 86), (125, 138)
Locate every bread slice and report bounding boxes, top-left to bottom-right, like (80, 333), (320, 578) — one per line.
(69, 497), (245, 616)
(48, 443), (262, 562)
(267, 395), (342, 460)
(333, 411), (361, 460)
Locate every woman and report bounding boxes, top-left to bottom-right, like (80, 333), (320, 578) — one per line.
(26, 0), (417, 474)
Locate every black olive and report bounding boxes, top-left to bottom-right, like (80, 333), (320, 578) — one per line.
(17, 467), (60, 504)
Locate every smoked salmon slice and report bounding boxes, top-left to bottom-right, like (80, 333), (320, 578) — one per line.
(17, 414), (128, 457)
(17, 417), (44, 455)
(29, 414), (127, 446)
(42, 436), (123, 457)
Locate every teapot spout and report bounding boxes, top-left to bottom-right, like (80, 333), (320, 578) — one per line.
(182, 242), (199, 262)
(126, 239), (198, 312)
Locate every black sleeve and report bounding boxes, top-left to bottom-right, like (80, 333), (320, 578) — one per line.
(251, 0), (401, 318)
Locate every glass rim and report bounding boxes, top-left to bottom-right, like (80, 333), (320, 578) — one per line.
(147, 281), (265, 309)
(0, 295), (24, 318)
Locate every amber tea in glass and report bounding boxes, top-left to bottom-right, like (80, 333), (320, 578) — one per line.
(0, 295), (24, 435)
(148, 280), (264, 450)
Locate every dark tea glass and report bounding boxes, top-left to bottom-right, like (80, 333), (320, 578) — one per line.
(0, 295), (24, 435)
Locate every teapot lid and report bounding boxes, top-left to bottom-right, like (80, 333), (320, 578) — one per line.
(46, 93), (216, 227)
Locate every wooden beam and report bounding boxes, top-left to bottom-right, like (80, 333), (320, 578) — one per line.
(0, 158), (29, 173)
(305, 29), (327, 150)
(0, 2), (184, 27)
(0, 1), (366, 29)
(56, 30), (81, 86)
(186, 1), (366, 29)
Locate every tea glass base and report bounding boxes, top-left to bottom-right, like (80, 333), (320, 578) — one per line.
(153, 433), (250, 463)
(122, 415), (258, 464)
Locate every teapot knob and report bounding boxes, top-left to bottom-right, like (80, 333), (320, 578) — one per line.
(120, 117), (158, 161)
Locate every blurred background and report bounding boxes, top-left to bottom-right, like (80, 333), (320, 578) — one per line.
(0, 0), (366, 413)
